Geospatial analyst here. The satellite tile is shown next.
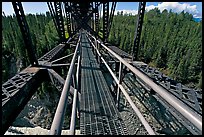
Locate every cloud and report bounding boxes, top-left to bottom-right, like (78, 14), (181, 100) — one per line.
(114, 2), (201, 18)
(146, 2), (201, 18)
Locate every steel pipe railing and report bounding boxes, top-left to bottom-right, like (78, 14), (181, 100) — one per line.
(69, 39), (81, 135)
(86, 34), (156, 135)
(87, 32), (202, 132)
(49, 32), (81, 135)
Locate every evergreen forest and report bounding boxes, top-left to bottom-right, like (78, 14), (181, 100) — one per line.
(108, 8), (202, 89)
(2, 12), (60, 84)
(2, 8), (202, 90)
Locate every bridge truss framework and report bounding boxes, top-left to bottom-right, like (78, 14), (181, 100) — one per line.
(2, 2), (202, 135)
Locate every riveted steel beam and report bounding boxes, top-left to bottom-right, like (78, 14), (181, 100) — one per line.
(12, 2), (38, 66)
(132, 2), (146, 61)
(2, 67), (47, 134)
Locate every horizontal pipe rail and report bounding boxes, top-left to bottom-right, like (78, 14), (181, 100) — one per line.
(69, 41), (81, 135)
(87, 34), (155, 135)
(87, 32), (202, 132)
(49, 33), (81, 135)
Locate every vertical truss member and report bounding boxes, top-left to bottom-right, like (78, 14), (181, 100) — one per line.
(54, 2), (66, 42)
(107, 2), (117, 39)
(91, 2), (95, 30)
(132, 2), (146, 61)
(88, 3), (92, 28)
(102, 2), (117, 43)
(71, 3), (76, 34)
(47, 2), (61, 38)
(103, 2), (109, 42)
(60, 2), (68, 40)
(64, 2), (72, 36)
(12, 2), (38, 66)
(94, 2), (99, 34)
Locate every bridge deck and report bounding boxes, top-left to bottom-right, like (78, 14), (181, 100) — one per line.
(79, 33), (127, 135)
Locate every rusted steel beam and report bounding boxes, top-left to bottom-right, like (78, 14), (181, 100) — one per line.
(2, 67), (47, 134)
(12, 2), (38, 66)
(132, 2), (146, 61)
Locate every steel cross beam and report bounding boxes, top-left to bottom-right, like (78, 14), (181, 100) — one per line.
(74, 17), (102, 40)
(68, 3), (98, 25)
(132, 2), (146, 61)
(54, 2), (66, 42)
(66, 3), (102, 39)
(12, 2), (38, 66)
(63, 2), (102, 39)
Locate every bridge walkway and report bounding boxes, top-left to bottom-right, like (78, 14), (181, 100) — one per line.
(79, 32), (128, 135)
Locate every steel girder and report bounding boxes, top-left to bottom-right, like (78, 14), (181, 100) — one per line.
(107, 2), (117, 39)
(2, 32), (80, 135)
(131, 62), (202, 134)
(102, 2), (117, 42)
(94, 2), (99, 33)
(2, 67), (47, 134)
(47, 2), (61, 39)
(12, 2), (38, 66)
(132, 2), (146, 61)
(90, 2), (95, 30)
(64, 2), (72, 36)
(103, 2), (109, 42)
(64, 2), (102, 39)
(54, 2), (66, 42)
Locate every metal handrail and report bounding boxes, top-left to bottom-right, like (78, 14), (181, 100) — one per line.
(86, 33), (155, 135)
(86, 31), (202, 133)
(69, 37), (81, 135)
(49, 32), (81, 135)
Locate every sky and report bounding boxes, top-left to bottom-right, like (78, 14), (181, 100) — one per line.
(2, 2), (202, 18)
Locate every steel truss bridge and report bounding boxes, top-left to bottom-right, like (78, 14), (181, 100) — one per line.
(2, 2), (202, 135)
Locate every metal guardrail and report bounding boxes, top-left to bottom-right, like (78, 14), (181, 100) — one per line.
(49, 32), (81, 135)
(86, 33), (155, 135)
(86, 32), (202, 134)
(69, 34), (81, 135)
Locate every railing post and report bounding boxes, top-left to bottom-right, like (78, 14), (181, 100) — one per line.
(116, 61), (123, 109)
(96, 43), (100, 64)
(76, 92), (80, 119)
(94, 37), (97, 55)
